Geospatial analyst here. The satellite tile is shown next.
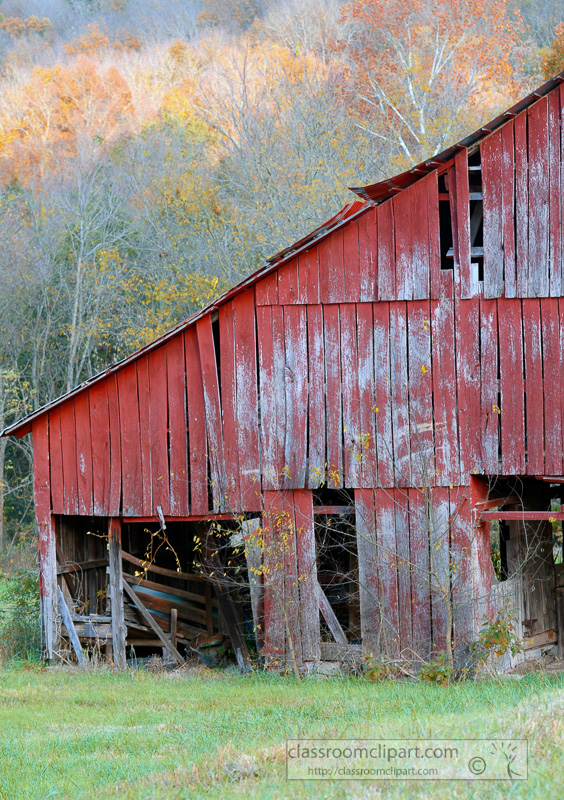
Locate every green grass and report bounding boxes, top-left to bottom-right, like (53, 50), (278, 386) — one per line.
(0, 666), (562, 799)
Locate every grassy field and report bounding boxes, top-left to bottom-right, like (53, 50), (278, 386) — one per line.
(0, 666), (562, 800)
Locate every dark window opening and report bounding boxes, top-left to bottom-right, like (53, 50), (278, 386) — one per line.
(468, 150), (484, 286)
(439, 172), (454, 270)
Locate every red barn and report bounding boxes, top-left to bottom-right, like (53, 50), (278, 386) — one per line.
(4, 74), (564, 669)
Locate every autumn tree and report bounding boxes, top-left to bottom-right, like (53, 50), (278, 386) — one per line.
(338, 0), (525, 173)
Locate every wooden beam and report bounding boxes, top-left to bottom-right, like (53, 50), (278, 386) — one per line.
(122, 573), (216, 606)
(480, 511), (564, 521)
(121, 550), (205, 582)
(313, 506), (353, 515)
(109, 519), (127, 670)
(122, 580), (185, 664)
(170, 608), (178, 649)
(317, 582), (347, 645)
(474, 495), (520, 511)
(57, 586), (86, 666)
(124, 514), (237, 523)
(57, 558), (109, 575)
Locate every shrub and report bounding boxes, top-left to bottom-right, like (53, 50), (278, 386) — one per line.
(0, 560), (41, 663)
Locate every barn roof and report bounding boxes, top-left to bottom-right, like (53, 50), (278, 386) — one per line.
(3, 69), (564, 439)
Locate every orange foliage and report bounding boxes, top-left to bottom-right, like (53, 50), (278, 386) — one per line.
(0, 15), (53, 38)
(337, 0), (524, 169)
(0, 58), (134, 183)
(64, 23), (142, 57)
(340, 0), (522, 98)
(543, 23), (564, 79)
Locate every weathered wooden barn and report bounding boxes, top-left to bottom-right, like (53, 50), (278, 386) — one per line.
(3, 74), (564, 669)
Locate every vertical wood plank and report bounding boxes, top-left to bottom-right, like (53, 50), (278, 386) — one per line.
(33, 416), (56, 659)
(117, 363), (142, 517)
(428, 171), (441, 301)
(501, 121), (517, 298)
(355, 489), (381, 656)
(59, 400), (78, 516)
(167, 334), (188, 515)
(499, 301), (525, 474)
(392, 488), (410, 657)
(409, 488), (431, 661)
(449, 486), (474, 648)
(393, 190), (412, 300)
(357, 303), (377, 488)
(197, 317), (225, 512)
(343, 219), (360, 302)
(319, 229), (345, 304)
(107, 374), (122, 516)
(283, 306), (308, 488)
(389, 302), (410, 487)
(108, 518), (126, 670)
(340, 303), (361, 488)
(185, 326), (208, 515)
(358, 207), (377, 301)
(481, 130), (504, 298)
(147, 347), (170, 516)
(407, 301), (433, 485)
(514, 111), (529, 296)
(294, 489), (320, 661)
(455, 287), (481, 479)
(298, 246), (320, 305)
(429, 487), (450, 653)
(271, 305), (286, 490)
(136, 356), (152, 517)
(219, 302), (240, 510)
(281, 491), (301, 663)
(234, 291), (261, 510)
(377, 201), (396, 300)
(542, 297), (563, 474)
(480, 299), (499, 474)
(307, 305), (326, 488)
(455, 150), (472, 299)
(255, 272), (278, 306)
(549, 89), (562, 297)
(411, 175), (431, 300)
(522, 299), (544, 475)
(324, 304), (343, 488)
(262, 490), (285, 659)
(277, 258), (299, 305)
(48, 409), (64, 515)
(373, 303), (393, 487)
(256, 305), (277, 491)
(89, 383), (111, 516)
(528, 97), (550, 297)
(74, 393), (93, 517)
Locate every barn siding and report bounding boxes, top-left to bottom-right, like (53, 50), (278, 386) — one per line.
(41, 296), (564, 513)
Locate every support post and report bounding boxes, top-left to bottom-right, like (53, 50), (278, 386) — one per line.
(108, 518), (127, 669)
(33, 417), (57, 659)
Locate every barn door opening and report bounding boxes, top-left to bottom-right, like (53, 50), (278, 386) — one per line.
(314, 489), (361, 663)
(120, 520), (251, 666)
(482, 477), (561, 662)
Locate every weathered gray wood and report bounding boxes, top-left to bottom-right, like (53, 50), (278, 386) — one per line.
(121, 550), (205, 582)
(317, 582), (348, 645)
(239, 519), (262, 649)
(57, 586), (86, 666)
(170, 608), (178, 649)
(57, 558), (108, 575)
(108, 518), (127, 670)
(122, 580), (185, 664)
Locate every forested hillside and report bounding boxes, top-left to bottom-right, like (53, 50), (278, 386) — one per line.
(0, 0), (562, 544)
